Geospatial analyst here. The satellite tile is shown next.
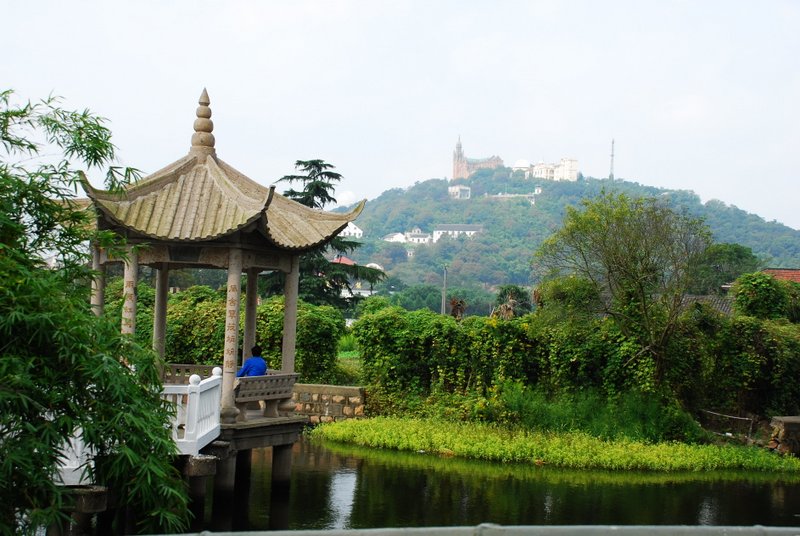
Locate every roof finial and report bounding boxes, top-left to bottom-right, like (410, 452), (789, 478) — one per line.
(190, 88), (215, 155)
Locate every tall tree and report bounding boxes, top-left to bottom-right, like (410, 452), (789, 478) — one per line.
(278, 159), (342, 209)
(535, 192), (712, 384)
(266, 159), (383, 309)
(0, 90), (188, 534)
(688, 242), (760, 294)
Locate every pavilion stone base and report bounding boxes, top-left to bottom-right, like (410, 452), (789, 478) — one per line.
(292, 384), (366, 423)
(770, 416), (800, 455)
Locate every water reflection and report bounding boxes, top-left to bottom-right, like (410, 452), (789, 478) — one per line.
(328, 469), (357, 529)
(240, 438), (800, 531)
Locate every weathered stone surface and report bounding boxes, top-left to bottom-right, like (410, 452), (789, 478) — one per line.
(320, 415), (335, 423)
(309, 415), (320, 424)
(64, 485), (108, 513)
(184, 454), (218, 477)
(770, 416), (800, 455)
(292, 384), (367, 421)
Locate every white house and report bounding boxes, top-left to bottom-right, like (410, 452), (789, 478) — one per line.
(532, 158), (578, 181)
(339, 222), (364, 238)
(448, 185), (471, 200)
(432, 224), (484, 243)
(382, 232), (406, 243)
(405, 228), (433, 244)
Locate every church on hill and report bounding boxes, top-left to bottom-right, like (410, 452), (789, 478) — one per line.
(452, 137), (504, 179)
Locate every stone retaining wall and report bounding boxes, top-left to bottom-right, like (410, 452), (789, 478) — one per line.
(292, 384), (366, 424)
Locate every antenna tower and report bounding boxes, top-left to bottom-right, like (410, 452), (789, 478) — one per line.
(609, 139), (615, 180)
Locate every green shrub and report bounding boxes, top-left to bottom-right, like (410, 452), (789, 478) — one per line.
(255, 296), (345, 383)
(491, 383), (706, 443)
(338, 331), (358, 353)
(733, 272), (789, 320)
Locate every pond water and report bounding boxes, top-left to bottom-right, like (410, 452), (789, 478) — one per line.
(207, 438), (800, 531)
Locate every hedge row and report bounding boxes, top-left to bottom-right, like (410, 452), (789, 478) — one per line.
(352, 304), (800, 417)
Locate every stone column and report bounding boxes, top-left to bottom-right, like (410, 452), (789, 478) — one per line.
(243, 268), (259, 360)
(220, 248), (242, 424)
(121, 247), (138, 335)
(281, 255), (300, 373)
(153, 263), (169, 359)
(90, 244), (106, 317)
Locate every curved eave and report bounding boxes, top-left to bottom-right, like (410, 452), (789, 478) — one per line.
(265, 195), (366, 251)
(80, 157), (272, 242)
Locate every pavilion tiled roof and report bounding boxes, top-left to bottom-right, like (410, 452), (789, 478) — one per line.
(81, 89), (363, 250)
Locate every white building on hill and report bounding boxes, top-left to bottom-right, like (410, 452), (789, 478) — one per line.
(339, 222), (363, 238)
(433, 224), (483, 243)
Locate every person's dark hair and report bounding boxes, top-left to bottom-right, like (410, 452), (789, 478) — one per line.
(251, 345), (262, 357)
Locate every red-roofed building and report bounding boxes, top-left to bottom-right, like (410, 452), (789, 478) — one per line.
(330, 255), (356, 266)
(763, 268), (800, 283)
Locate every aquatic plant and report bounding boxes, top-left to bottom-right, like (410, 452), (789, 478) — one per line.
(311, 417), (800, 473)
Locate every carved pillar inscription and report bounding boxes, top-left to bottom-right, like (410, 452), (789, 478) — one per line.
(220, 248), (242, 423)
(121, 247), (138, 335)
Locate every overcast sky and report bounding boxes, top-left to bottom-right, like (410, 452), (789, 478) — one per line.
(5, 1), (799, 229)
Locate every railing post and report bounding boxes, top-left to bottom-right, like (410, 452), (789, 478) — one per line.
(184, 374), (201, 441)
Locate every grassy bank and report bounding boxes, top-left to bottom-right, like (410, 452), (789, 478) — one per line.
(310, 416), (800, 473)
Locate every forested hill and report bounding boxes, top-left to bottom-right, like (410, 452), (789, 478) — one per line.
(342, 169), (800, 289)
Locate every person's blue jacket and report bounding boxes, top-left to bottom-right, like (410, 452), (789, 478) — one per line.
(236, 355), (267, 377)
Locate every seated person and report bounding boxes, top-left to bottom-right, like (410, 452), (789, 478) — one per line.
(236, 345), (267, 377)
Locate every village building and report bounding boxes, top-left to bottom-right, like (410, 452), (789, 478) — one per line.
(448, 185), (471, 200)
(433, 224), (484, 242)
(339, 221), (363, 238)
(405, 227), (433, 244)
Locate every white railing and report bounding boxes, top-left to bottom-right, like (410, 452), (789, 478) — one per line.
(56, 368), (223, 484)
(161, 367), (223, 456)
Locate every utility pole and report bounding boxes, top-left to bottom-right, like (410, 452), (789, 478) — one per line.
(609, 139), (615, 181)
(440, 264), (448, 315)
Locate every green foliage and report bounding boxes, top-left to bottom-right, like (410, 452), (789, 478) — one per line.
(496, 384), (706, 443)
(267, 159), (384, 311)
(387, 283), (442, 312)
(732, 272), (790, 320)
(346, 174), (800, 292)
(493, 284), (532, 316)
(165, 288), (226, 365)
(535, 275), (601, 317)
(279, 159), (342, 210)
(103, 278), (156, 349)
(688, 242), (761, 295)
(355, 295), (393, 317)
(536, 191), (712, 383)
(311, 417), (800, 472)
(254, 296), (345, 383)
(338, 331), (358, 353)
(0, 90), (187, 534)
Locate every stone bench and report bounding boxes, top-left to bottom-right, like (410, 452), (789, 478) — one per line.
(234, 372), (299, 421)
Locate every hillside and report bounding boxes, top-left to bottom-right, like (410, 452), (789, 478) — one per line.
(342, 169), (800, 290)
